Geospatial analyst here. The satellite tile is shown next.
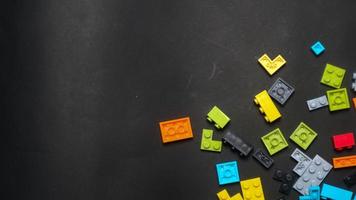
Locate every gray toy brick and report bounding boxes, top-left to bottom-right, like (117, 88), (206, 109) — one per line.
(306, 95), (329, 111)
(293, 154), (332, 195)
(293, 160), (312, 176)
(268, 77), (295, 105)
(291, 148), (312, 163)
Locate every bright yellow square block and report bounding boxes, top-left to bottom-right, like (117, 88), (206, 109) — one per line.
(258, 54), (286, 75)
(254, 90), (281, 123)
(216, 189), (243, 200)
(240, 177), (265, 200)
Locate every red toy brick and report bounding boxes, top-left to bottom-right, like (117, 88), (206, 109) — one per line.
(332, 132), (355, 151)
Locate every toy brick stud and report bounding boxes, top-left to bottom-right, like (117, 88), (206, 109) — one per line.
(310, 41), (325, 56)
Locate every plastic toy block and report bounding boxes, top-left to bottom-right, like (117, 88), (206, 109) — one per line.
(159, 117), (193, 143)
(352, 73), (356, 92)
(200, 129), (222, 152)
(321, 183), (353, 200)
(254, 90), (282, 123)
(268, 78), (295, 105)
(222, 131), (253, 157)
(320, 63), (346, 89)
(230, 193), (243, 200)
(332, 132), (355, 151)
(258, 54), (286, 76)
(273, 169), (287, 182)
(353, 98), (356, 109)
(293, 155), (332, 195)
(261, 128), (288, 155)
(253, 148), (274, 169)
(306, 95), (329, 111)
(207, 106), (230, 129)
(344, 171), (356, 187)
(290, 122), (317, 150)
(310, 41), (325, 56)
(291, 148), (312, 176)
(326, 88), (350, 111)
(216, 161), (240, 185)
(217, 189), (230, 200)
(299, 186), (320, 200)
(333, 155), (356, 169)
(240, 177), (265, 200)
(272, 169), (296, 195)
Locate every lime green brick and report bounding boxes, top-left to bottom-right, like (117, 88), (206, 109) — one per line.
(320, 63), (346, 89)
(261, 128), (288, 155)
(326, 88), (350, 111)
(207, 106), (230, 129)
(200, 129), (222, 152)
(290, 122), (317, 150)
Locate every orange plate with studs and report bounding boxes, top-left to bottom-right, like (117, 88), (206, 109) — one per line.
(332, 155), (356, 168)
(159, 117), (193, 143)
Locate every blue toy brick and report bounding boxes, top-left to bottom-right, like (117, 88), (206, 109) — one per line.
(321, 183), (353, 200)
(216, 161), (240, 185)
(310, 41), (325, 56)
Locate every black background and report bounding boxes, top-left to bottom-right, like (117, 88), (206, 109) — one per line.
(2, 0), (356, 199)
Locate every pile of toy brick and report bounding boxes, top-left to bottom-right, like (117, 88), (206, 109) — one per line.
(158, 41), (356, 200)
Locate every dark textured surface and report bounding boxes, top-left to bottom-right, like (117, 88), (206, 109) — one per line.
(2, 0), (356, 199)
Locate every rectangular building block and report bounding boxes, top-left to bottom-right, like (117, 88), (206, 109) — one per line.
(352, 72), (356, 92)
(261, 128), (288, 155)
(258, 54), (286, 75)
(254, 90), (282, 123)
(200, 129), (222, 152)
(321, 183), (353, 200)
(332, 132), (355, 151)
(353, 98), (356, 109)
(293, 155), (332, 195)
(268, 77), (295, 105)
(290, 122), (317, 150)
(310, 41), (325, 56)
(159, 117), (193, 143)
(326, 88), (350, 111)
(207, 106), (230, 129)
(344, 171), (356, 187)
(222, 131), (253, 157)
(253, 148), (274, 169)
(306, 95), (328, 111)
(333, 155), (356, 168)
(217, 189), (230, 200)
(320, 63), (346, 89)
(240, 177), (265, 200)
(216, 161), (240, 185)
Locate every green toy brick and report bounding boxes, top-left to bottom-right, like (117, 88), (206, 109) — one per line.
(200, 129), (222, 152)
(326, 88), (350, 111)
(290, 122), (317, 150)
(320, 63), (346, 89)
(261, 128), (288, 155)
(207, 106), (230, 129)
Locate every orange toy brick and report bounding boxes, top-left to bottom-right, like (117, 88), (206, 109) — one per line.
(353, 98), (356, 109)
(333, 155), (356, 169)
(159, 117), (193, 143)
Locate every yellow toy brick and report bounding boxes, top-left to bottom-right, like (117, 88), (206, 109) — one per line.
(216, 189), (243, 200)
(258, 54), (286, 75)
(254, 90), (281, 123)
(240, 177), (265, 200)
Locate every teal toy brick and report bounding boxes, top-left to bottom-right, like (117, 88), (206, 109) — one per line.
(216, 161), (240, 185)
(299, 186), (320, 200)
(261, 128), (288, 155)
(321, 183), (353, 200)
(320, 63), (346, 88)
(290, 122), (318, 150)
(200, 129), (222, 152)
(310, 41), (325, 56)
(326, 88), (350, 111)
(207, 106), (230, 129)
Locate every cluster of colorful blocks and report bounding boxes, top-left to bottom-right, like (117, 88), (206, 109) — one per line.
(158, 41), (356, 199)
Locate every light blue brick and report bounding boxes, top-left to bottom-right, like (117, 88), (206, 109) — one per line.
(311, 41), (325, 56)
(321, 183), (353, 200)
(216, 161), (240, 185)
